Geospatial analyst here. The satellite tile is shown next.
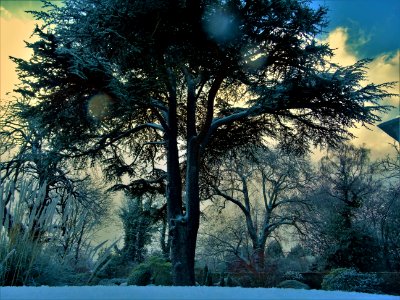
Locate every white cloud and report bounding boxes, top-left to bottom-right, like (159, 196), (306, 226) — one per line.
(367, 51), (400, 109)
(323, 27), (358, 66)
(322, 27), (399, 158)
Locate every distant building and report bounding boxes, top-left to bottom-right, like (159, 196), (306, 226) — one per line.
(378, 116), (400, 141)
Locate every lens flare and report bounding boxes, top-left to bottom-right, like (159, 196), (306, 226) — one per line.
(87, 93), (112, 120)
(203, 8), (238, 44)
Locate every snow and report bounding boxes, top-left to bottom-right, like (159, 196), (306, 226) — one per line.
(1, 286), (399, 300)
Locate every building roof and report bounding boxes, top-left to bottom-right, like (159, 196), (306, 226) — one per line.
(378, 116), (400, 141)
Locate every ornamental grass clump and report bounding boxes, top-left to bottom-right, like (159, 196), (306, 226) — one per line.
(0, 179), (113, 286)
(0, 180), (52, 286)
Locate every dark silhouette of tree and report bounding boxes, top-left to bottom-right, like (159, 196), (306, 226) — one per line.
(10, 0), (393, 285)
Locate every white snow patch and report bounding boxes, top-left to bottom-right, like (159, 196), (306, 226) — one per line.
(1, 286), (399, 300)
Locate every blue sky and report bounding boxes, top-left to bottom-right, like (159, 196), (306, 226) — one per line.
(312, 0), (400, 58)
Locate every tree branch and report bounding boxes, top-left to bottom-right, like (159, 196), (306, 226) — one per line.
(65, 123), (164, 158)
(198, 74), (225, 142)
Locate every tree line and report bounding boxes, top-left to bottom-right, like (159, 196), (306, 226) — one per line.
(196, 143), (399, 277)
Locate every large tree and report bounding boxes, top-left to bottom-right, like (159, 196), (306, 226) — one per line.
(11, 0), (393, 285)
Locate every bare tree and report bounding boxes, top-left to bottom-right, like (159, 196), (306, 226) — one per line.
(207, 146), (313, 271)
(301, 144), (384, 271)
(362, 142), (400, 271)
(198, 207), (251, 270)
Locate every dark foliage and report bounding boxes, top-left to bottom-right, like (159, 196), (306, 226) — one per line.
(127, 256), (172, 286)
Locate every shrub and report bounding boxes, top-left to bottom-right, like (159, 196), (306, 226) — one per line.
(226, 274), (236, 287)
(277, 280), (310, 290)
(27, 251), (76, 286)
(96, 253), (134, 279)
(321, 268), (382, 294)
(283, 271), (304, 281)
(0, 236), (76, 286)
(377, 272), (400, 296)
(128, 269), (152, 286)
(300, 272), (327, 289)
(98, 278), (128, 286)
(127, 256), (172, 286)
(236, 274), (254, 287)
(220, 273), (225, 287)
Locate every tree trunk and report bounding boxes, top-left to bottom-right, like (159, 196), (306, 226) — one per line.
(170, 222), (197, 285)
(165, 94), (200, 285)
(181, 138), (201, 285)
(251, 247), (266, 272)
(167, 136), (200, 286)
(160, 215), (171, 259)
(164, 65), (202, 285)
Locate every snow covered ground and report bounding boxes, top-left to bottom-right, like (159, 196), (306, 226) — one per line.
(1, 286), (399, 300)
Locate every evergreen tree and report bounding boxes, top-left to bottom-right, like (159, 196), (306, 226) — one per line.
(202, 265), (209, 286)
(119, 197), (154, 263)
(266, 240), (285, 259)
(206, 270), (213, 286)
(11, 0), (393, 285)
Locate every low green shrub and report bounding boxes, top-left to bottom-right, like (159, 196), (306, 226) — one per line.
(277, 280), (310, 289)
(226, 274), (237, 287)
(321, 268), (382, 294)
(283, 271), (304, 281)
(377, 272), (400, 296)
(98, 278), (127, 286)
(236, 274), (254, 287)
(300, 272), (327, 289)
(128, 268), (152, 286)
(127, 256), (172, 286)
(96, 253), (134, 279)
